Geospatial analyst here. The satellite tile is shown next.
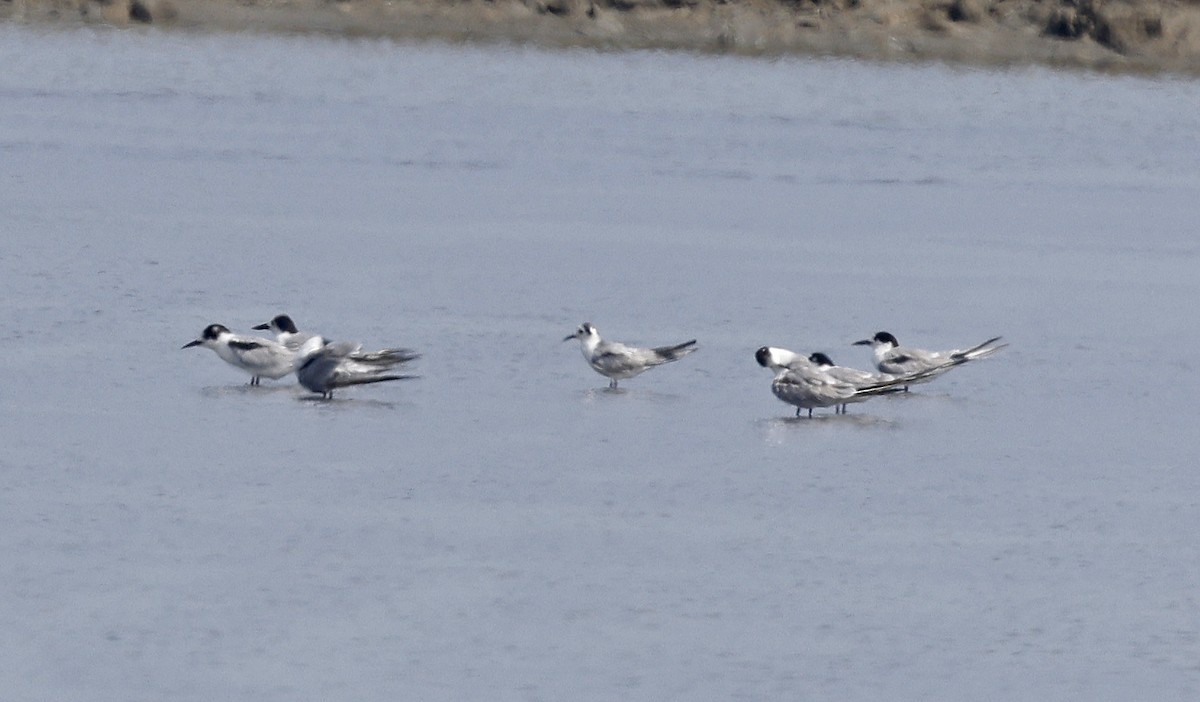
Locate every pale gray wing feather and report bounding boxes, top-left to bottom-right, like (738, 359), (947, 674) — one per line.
(825, 365), (891, 386)
(879, 346), (950, 375)
(772, 367), (857, 408)
(347, 347), (421, 367)
(590, 340), (661, 375)
(319, 340), (360, 358)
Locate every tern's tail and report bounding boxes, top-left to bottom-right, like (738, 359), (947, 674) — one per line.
(952, 337), (1007, 363)
(333, 373), (419, 389)
(652, 340), (698, 362)
(351, 348), (421, 366)
(855, 374), (916, 397)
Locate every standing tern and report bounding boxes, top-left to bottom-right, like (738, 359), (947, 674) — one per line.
(564, 322), (697, 389)
(755, 346), (912, 417)
(182, 324), (295, 385)
(852, 331), (1006, 390)
(294, 336), (419, 399)
(251, 314), (318, 352)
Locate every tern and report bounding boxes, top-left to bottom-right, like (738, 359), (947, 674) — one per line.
(852, 331), (1006, 390)
(251, 314), (318, 352)
(294, 336), (419, 399)
(755, 346), (911, 417)
(182, 324), (295, 385)
(564, 322), (697, 389)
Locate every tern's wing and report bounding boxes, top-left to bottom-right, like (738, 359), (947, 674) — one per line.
(317, 340), (361, 359)
(774, 368), (857, 404)
(229, 338), (293, 368)
(827, 365), (887, 386)
(881, 346), (947, 374)
(589, 340), (648, 373)
(327, 362), (416, 389)
(348, 347), (421, 367)
(591, 352), (642, 376)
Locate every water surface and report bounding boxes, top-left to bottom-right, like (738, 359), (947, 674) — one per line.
(2, 25), (1199, 701)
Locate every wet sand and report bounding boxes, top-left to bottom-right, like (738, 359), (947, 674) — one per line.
(4, 0), (1200, 74)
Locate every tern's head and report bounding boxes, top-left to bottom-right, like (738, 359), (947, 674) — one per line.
(808, 352), (835, 368)
(853, 331), (898, 349)
(253, 314), (299, 334)
(182, 323), (230, 349)
(563, 322), (599, 343)
(756, 346), (804, 370)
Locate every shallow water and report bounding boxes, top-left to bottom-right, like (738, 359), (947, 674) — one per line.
(2, 25), (1199, 700)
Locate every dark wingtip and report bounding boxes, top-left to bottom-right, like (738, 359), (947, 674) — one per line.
(333, 374), (418, 389)
(657, 339), (698, 359)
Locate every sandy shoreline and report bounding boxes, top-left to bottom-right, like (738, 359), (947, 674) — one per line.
(4, 0), (1200, 74)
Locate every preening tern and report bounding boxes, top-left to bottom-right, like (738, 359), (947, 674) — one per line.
(294, 336), (419, 399)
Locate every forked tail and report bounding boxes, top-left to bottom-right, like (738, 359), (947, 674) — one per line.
(855, 374), (918, 397)
(353, 348), (422, 366)
(334, 374), (419, 389)
(952, 336), (1007, 363)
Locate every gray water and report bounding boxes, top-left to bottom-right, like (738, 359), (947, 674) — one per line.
(2, 24), (1199, 700)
